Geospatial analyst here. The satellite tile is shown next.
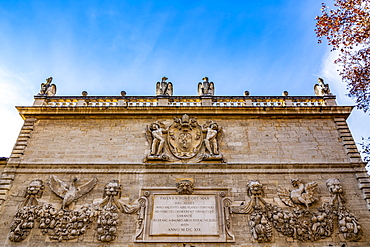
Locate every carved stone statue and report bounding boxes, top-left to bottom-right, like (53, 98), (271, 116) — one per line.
(149, 122), (166, 156)
(198, 77), (214, 96)
(156, 77), (173, 96)
(277, 179), (318, 209)
(145, 121), (170, 161)
(39, 77), (57, 96)
(314, 78), (331, 96)
(203, 121), (220, 156)
(176, 179), (194, 195)
(197, 120), (223, 162)
(48, 176), (97, 209)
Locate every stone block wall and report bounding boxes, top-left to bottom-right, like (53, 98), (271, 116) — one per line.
(21, 115), (349, 164)
(0, 105), (368, 246)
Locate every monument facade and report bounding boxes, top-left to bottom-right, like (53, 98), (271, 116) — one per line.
(0, 77), (369, 246)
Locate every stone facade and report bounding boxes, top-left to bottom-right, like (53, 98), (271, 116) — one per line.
(0, 88), (369, 246)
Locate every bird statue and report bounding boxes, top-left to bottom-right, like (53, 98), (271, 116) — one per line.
(314, 78), (331, 96)
(48, 175), (97, 209)
(156, 76), (173, 96)
(198, 77), (215, 96)
(277, 179), (318, 209)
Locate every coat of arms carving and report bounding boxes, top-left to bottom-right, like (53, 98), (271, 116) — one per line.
(145, 114), (223, 162)
(168, 114), (202, 159)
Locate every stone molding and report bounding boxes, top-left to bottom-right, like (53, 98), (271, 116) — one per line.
(0, 118), (36, 211)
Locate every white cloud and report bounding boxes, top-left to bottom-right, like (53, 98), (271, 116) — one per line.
(321, 49), (370, 168)
(0, 67), (34, 157)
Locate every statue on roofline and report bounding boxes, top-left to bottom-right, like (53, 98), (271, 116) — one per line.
(314, 78), (331, 96)
(39, 77), (57, 96)
(156, 76), (173, 96)
(198, 77), (214, 96)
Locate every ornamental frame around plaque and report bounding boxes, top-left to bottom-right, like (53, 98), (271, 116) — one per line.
(134, 187), (235, 243)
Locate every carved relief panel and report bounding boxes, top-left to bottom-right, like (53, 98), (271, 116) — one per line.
(145, 114), (224, 162)
(8, 177), (364, 244)
(232, 178), (363, 243)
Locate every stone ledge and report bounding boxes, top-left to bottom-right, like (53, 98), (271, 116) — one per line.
(10, 167), (367, 175)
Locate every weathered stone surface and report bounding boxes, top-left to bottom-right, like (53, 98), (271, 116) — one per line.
(0, 94), (368, 246)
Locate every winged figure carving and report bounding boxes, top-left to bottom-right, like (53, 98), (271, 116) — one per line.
(277, 179), (318, 209)
(39, 77), (57, 96)
(48, 175), (97, 209)
(198, 77), (214, 96)
(314, 78), (330, 96)
(156, 76), (173, 96)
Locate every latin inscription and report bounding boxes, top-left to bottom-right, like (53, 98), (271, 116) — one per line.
(150, 195), (218, 235)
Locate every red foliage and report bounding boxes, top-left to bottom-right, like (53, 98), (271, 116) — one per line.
(315, 0), (370, 112)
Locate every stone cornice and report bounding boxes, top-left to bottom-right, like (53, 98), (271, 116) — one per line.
(16, 105), (353, 119)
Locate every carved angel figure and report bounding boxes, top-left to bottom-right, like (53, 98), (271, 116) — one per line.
(39, 77), (57, 96)
(202, 120), (221, 156)
(156, 76), (173, 96)
(198, 77), (214, 96)
(277, 179), (318, 209)
(314, 78), (330, 96)
(48, 176), (97, 209)
(146, 121), (167, 156)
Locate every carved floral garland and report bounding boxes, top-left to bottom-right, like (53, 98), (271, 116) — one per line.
(9, 178), (363, 243)
(232, 179), (363, 243)
(9, 178), (139, 243)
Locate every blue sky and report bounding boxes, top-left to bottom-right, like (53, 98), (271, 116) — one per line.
(0, 0), (369, 159)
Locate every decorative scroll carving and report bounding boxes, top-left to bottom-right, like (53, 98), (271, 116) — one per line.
(176, 179), (194, 195)
(39, 77), (57, 96)
(222, 197), (236, 242)
(232, 179), (363, 243)
(277, 179), (318, 209)
(232, 180), (272, 243)
(145, 114), (223, 162)
(156, 76), (173, 96)
(314, 78), (331, 96)
(48, 176), (97, 209)
(198, 77), (214, 96)
(134, 196), (148, 241)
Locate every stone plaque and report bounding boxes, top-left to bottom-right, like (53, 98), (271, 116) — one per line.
(150, 194), (218, 235)
(134, 187), (235, 243)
